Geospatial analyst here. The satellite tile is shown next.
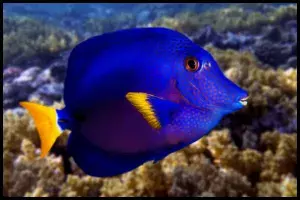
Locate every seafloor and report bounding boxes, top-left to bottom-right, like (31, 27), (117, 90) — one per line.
(3, 3), (297, 197)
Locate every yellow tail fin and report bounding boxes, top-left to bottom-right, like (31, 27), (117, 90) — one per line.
(20, 101), (62, 158)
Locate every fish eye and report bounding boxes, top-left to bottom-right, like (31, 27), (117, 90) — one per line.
(184, 57), (200, 72)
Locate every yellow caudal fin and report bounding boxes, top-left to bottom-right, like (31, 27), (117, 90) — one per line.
(20, 101), (62, 158)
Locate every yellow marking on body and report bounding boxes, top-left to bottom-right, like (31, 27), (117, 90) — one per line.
(20, 102), (62, 158)
(126, 92), (161, 130)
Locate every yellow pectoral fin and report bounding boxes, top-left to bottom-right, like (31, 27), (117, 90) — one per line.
(20, 102), (62, 158)
(125, 92), (161, 130)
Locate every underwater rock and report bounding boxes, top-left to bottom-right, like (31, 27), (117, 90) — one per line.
(235, 3), (276, 13)
(137, 10), (151, 24)
(32, 83), (64, 105)
(3, 59), (67, 110)
(3, 66), (23, 83)
(16, 83), (36, 101)
(13, 67), (42, 84)
(3, 83), (19, 99)
(286, 57), (297, 68)
(48, 60), (67, 83)
(3, 78), (36, 109)
(290, 43), (297, 57)
(3, 99), (17, 109)
(30, 57), (67, 88)
(192, 26), (256, 51)
(253, 40), (291, 67)
(222, 32), (241, 50)
(2, 3), (298, 197)
(235, 34), (255, 46)
(285, 20), (297, 30)
(218, 32), (255, 50)
(192, 25), (223, 46)
(191, 25), (255, 50)
(220, 32), (254, 50)
(281, 32), (296, 43)
(257, 102), (297, 134)
(150, 3), (297, 67)
(3, 66), (42, 108)
(262, 26), (282, 42)
(36, 83), (64, 98)
(30, 69), (52, 89)
(3, 16), (79, 67)
(3, 83), (27, 109)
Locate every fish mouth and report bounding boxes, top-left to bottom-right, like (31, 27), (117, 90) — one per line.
(239, 96), (249, 106)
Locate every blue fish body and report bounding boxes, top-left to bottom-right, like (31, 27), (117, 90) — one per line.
(64, 27), (195, 114)
(21, 27), (248, 177)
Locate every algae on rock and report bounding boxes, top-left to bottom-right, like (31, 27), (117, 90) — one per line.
(148, 4), (297, 36)
(3, 16), (79, 67)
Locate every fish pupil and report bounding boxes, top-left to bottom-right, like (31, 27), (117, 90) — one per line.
(188, 60), (196, 69)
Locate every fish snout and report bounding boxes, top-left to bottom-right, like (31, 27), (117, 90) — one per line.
(236, 90), (249, 107)
(239, 96), (249, 106)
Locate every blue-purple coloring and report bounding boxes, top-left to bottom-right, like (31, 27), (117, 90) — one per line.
(20, 27), (248, 177)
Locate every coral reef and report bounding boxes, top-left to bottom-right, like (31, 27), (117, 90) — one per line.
(2, 3), (297, 198)
(3, 99), (69, 197)
(204, 45), (297, 149)
(3, 58), (68, 109)
(149, 4), (296, 35)
(100, 162), (168, 197)
(59, 175), (103, 197)
(253, 33), (296, 68)
(4, 139), (65, 197)
(147, 4), (297, 69)
(81, 12), (137, 38)
(3, 104), (297, 197)
(257, 174), (297, 197)
(3, 43), (297, 198)
(3, 16), (79, 67)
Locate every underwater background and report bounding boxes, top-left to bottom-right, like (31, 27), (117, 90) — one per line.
(3, 3), (297, 197)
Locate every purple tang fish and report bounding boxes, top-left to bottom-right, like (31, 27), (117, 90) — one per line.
(20, 27), (248, 177)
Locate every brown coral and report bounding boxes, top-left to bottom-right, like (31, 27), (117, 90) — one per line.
(59, 175), (102, 197)
(188, 128), (297, 194)
(100, 162), (168, 197)
(24, 187), (50, 197)
(3, 100), (67, 197)
(2, 15), (297, 196)
(257, 174), (297, 197)
(3, 106), (297, 197)
(204, 45), (297, 148)
(168, 158), (254, 197)
(4, 138), (65, 197)
(3, 86), (297, 197)
(260, 131), (297, 182)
